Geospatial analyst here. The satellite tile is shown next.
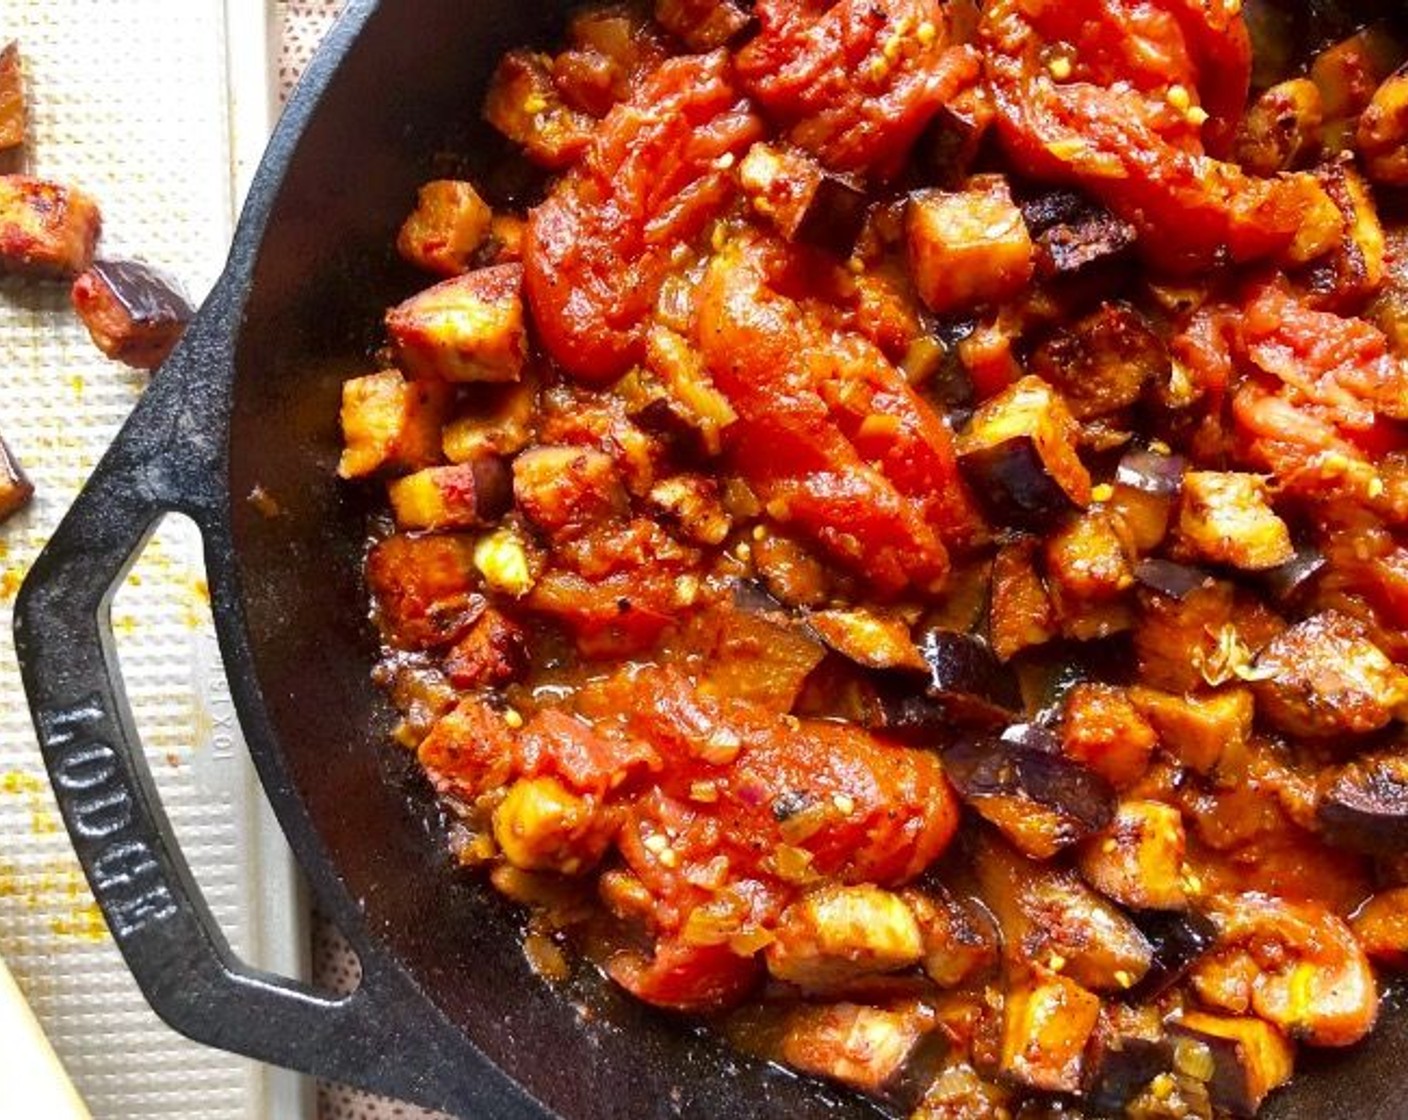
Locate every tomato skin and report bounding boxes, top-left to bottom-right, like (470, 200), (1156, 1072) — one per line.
(524, 51), (763, 382)
(736, 0), (980, 178)
(608, 939), (762, 1013)
(697, 234), (981, 594)
(981, 0), (1336, 273)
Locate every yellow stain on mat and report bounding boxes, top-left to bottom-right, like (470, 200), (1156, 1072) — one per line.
(0, 567), (21, 603)
(0, 772), (63, 838)
(0, 858), (109, 943)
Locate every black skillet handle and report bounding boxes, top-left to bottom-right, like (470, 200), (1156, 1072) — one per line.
(10, 306), (429, 1098)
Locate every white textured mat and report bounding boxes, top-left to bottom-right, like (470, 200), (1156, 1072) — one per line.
(0, 2), (307, 1117)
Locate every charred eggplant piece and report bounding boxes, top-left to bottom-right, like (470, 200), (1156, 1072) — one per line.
(388, 263), (528, 383)
(1029, 303), (1168, 420)
(1017, 187), (1137, 281)
(918, 630), (1020, 724)
(943, 730), (1114, 858)
(914, 86), (993, 189)
(1115, 445), (1186, 496)
(1359, 68), (1408, 186)
(0, 434), (33, 523)
(739, 143), (868, 259)
(1235, 78), (1324, 175)
(1125, 910), (1217, 1003)
(0, 42), (23, 157)
(1256, 542), (1327, 605)
(1319, 750), (1408, 855)
(70, 259), (193, 370)
(1086, 1035), (1174, 1114)
(1167, 1013), (1294, 1118)
(0, 175), (100, 277)
(1177, 471), (1294, 571)
(956, 376), (1091, 530)
(1133, 559), (1214, 601)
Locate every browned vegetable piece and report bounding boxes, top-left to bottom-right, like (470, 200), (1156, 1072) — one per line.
(493, 775), (616, 874)
(1311, 23), (1406, 145)
(646, 474), (731, 546)
(642, 324), (738, 458)
(443, 607), (529, 690)
(900, 887), (999, 988)
(387, 459), (512, 532)
(1128, 685), (1254, 776)
(442, 378), (537, 463)
(0, 43), (23, 154)
(337, 369), (452, 480)
(955, 376), (1091, 530)
(387, 264), (528, 382)
(0, 175), (100, 277)
(779, 1002), (932, 1096)
(1318, 750), (1408, 856)
(738, 142), (868, 258)
(1300, 159), (1386, 311)
(1176, 471), (1294, 572)
(1234, 78), (1324, 175)
(1084, 1004), (1173, 1114)
(365, 533), (483, 650)
(1028, 303), (1168, 420)
(1359, 68), (1408, 186)
(751, 532), (830, 609)
(0, 434), (33, 523)
(396, 180), (493, 276)
(654, 0), (754, 51)
(1129, 909), (1218, 1002)
(765, 884), (924, 991)
(988, 537), (1056, 662)
(1251, 610), (1408, 738)
(684, 605), (826, 712)
(999, 971), (1102, 1093)
(914, 83), (993, 189)
(1044, 510), (1136, 639)
(1061, 683), (1157, 791)
(907, 176), (1034, 315)
(69, 259), (193, 370)
(483, 50), (593, 169)
(1167, 1012), (1294, 1118)
(1200, 893), (1378, 1048)
(1077, 800), (1187, 911)
(551, 6), (667, 118)
(916, 630), (1021, 726)
(1108, 445), (1185, 552)
(417, 696), (516, 801)
(1351, 887), (1408, 968)
(913, 1063), (1012, 1119)
(808, 609), (924, 672)
(1017, 188), (1137, 281)
(945, 729), (1115, 859)
(512, 445), (625, 537)
(1133, 580), (1282, 693)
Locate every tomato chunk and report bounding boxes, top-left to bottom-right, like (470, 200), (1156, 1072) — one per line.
(525, 51), (764, 381)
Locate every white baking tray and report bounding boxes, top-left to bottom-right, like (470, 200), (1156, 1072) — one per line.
(0, 1), (310, 1116)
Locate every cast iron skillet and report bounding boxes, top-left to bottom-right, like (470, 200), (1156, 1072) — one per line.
(11, 1), (1408, 1117)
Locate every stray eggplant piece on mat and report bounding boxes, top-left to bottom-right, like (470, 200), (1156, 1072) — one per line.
(956, 375), (1091, 531)
(0, 175), (100, 277)
(1318, 749), (1408, 855)
(70, 260), (193, 370)
(0, 434), (33, 523)
(738, 142), (868, 258)
(0, 42), (24, 157)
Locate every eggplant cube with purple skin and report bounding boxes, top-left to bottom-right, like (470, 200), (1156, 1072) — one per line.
(387, 458), (512, 532)
(956, 375), (1092, 530)
(907, 175), (1034, 315)
(388, 263), (528, 382)
(337, 369), (453, 480)
(738, 142), (868, 258)
(70, 259), (194, 370)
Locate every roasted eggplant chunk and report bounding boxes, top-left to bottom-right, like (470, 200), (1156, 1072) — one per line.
(908, 176), (1034, 315)
(70, 259), (193, 369)
(1176, 471), (1294, 572)
(388, 458), (512, 531)
(944, 728), (1114, 859)
(387, 263), (528, 382)
(1251, 610), (1408, 738)
(1319, 750), (1408, 855)
(1126, 910), (1218, 1003)
(337, 369), (453, 480)
(916, 629), (1020, 726)
(738, 142), (868, 258)
(1359, 68), (1408, 186)
(1016, 187), (1137, 281)
(1029, 303), (1168, 421)
(0, 433), (33, 523)
(396, 179), (494, 276)
(956, 376), (1091, 530)
(0, 175), (100, 277)
(1235, 78), (1324, 174)
(1167, 1013), (1294, 1119)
